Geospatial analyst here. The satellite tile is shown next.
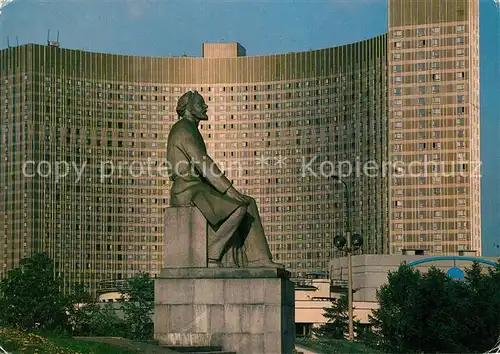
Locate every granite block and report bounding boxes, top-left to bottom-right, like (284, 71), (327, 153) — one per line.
(223, 305), (242, 333)
(155, 278), (194, 305)
(194, 279), (224, 305)
(164, 207), (207, 268)
(240, 305), (265, 334)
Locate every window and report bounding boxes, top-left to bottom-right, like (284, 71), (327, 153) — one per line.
(456, 48), (465, 56)
(393, 53), (402, 60)
(432, 97), (441, 104)
(393, 88), (402, 96)
(457, 107), (465, 114)
(394, 41), (402, 49)
(432, 108), (441, 116)
(431, 62), (440, 69)
(393, 65), (402, 72)
(431, 27), (441, 35)
(416, 51), (426, 60)
(457, 83), (465, 91)
(432, 74), (441, 81)
(432, 85), (440, 93)
(456, 37), (465, 44)
(417, 28), (425, 36)
(457, 72), (465, 79)
(417, 63), (425, 71)
(418, 39), (426, 47)
(431, 39), (439, 46)
(418, 86), (426, 94)
(456, 25), (465, 33)
(431, 51), (440, 58)
(394, 30), (403, 38)
(457, 95), (465, 103)
(456, 60), (465, 68)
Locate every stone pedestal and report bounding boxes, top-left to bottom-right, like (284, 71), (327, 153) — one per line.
(154, 268), (295, 354)
(156, 206), (295, 353)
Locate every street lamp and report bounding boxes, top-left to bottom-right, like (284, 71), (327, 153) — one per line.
(331, 175), (363, 341)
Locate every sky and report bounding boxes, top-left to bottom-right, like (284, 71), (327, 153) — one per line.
(0, 0), (499, 255)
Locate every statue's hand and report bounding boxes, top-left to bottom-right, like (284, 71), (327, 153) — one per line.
(226, 186), (250, 205)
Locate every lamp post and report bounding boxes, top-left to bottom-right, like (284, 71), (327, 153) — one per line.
(331, 175), (362, 341)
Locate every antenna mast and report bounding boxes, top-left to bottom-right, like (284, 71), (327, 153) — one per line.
(47, 29), (60, 48)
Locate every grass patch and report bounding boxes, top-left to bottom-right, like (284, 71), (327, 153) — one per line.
(296, 337), (383, 354)
(0, 328), (139, 353)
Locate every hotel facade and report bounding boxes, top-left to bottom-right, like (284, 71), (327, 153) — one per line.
(388, 0), (481, 255)
(0, 0), (479, 293)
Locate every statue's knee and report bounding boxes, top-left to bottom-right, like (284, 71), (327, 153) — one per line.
(237, 204), (248, 216)
(247, 196), (257, 206)
(238, 205), (248, 215)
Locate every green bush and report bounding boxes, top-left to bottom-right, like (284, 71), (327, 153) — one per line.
(370, 262), (500, 353)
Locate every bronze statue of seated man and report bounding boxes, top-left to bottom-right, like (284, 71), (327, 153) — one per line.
(166, 90), (284, 269)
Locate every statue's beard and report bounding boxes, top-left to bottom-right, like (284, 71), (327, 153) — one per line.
(195, 111), (208, 120)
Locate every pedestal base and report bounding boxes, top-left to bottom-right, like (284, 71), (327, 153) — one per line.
(154, 268), (295, 354)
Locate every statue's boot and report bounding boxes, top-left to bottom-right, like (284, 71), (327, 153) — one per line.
(208, 259), (223, 267)
(241, 198), (286, 269)
(247, 259), (285, 269)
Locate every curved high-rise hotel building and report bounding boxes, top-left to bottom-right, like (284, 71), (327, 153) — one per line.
(0, 0), (480, 294)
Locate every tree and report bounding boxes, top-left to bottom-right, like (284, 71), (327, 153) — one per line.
(0, 253), (68, 331)
(368, 264), (421, 352)
(314, 294), (362, 340)
(121, 272), (155, 340)
(459, 262), (500, 351)
(370, 261), (500, 353)
(63, 283), (126, 337)
(75, 302), (127, 337)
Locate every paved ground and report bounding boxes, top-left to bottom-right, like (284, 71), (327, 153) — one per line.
(74, 337), (177, 353)
(76, 337), (323, 354)
(295, 344), (322, 354)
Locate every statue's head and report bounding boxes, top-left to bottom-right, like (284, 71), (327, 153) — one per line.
(176, 90), (208, 121)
